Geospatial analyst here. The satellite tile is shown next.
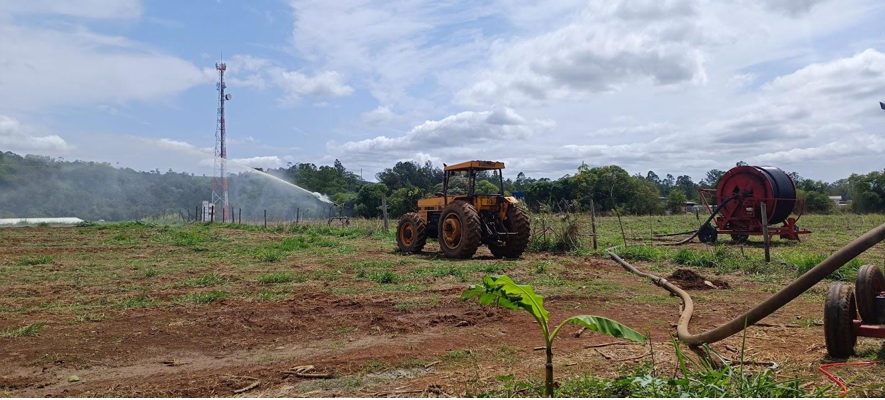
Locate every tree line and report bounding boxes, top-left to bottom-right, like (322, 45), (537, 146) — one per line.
(1, 151), (883, 221)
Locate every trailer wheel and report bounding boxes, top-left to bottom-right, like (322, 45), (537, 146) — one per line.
(824, 282), (857, 358)
(855, 264), (885, 324)
(698, 223), (717, 244)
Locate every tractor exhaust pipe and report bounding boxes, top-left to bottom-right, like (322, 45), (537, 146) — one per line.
(608, 223), (885, 346)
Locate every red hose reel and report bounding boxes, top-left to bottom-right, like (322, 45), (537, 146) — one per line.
(698, 166), (810, 243)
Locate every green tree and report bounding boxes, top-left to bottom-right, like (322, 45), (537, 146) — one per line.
(355, 183), (388, 218)
(387, 186), (424, 217)
(798, 190), (833, 214)
(666, 190), (687, 214)
(476, 180), (500, 194)
(625, 178), (663, 215)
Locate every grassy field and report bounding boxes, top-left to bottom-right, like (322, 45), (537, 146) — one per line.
(1, 213), (884, 396)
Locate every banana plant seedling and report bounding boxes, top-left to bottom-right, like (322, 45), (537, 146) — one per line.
(461, 275), (645, 397)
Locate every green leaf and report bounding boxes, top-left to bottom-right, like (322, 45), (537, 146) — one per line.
(460, 275), (549, 325)
(557, 315), (646, 344)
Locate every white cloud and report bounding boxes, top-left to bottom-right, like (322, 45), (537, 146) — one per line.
(360, 106), (396, 125)
(274, 69), (354, 98)
(590, 122), (677, 137)
(289, 0), (492, 110)
(0, 24), (214, 111)
(459, 0), (709, 106)
(759, 0), (827, 16)
(219, 54), (355, 101)
(334, 107), (551, 154)
(230, 156), (286, 169)
(329, 107), (555, 174)
(0, 115), (70, 152)
(754, 134), (885, 163)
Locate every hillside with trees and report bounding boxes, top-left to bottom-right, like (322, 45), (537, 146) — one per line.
(0, 151), (881, 221)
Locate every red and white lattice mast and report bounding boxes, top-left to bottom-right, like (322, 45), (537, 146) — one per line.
(211, 61), (231, 216)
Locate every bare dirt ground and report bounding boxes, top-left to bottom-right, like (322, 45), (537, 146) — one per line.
(1, 222), (884, 397)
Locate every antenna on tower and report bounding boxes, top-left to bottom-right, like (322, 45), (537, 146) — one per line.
(211, 59), (232, 219)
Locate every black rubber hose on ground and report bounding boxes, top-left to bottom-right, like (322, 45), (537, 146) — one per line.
(608, 223), (885, 346)
(656, 196), (736, 246)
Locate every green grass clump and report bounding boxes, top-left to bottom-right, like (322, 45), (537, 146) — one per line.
(120, 293), (156, 309)
(184, 273), (225, 287)
(1, 323), (44, 337)
(256, 248), (286, 262)
(619, 245), (667, 262)
(167, 230), (210, 250)
(141, 268), (159, 278)
(358, 270), (403, 284)
(672, 248), (721, 269)
(258, 272), (295, 284)
(17, 255), (52, 266)
(781, 252), (861, 281)
(181, 290), (228, 304)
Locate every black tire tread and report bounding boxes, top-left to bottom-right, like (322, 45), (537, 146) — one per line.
(824, 283), (857, 358)
(438, 200), (482, 259)
(855, 264), (884, 324)
(396, 212), (427, 253)
(489, 205), (531, 259)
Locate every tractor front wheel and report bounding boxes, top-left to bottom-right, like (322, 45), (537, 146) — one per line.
(438, 201), (482, 259)
(824, 282), (857, 358)
(489, 205), (530, 259)
(396, 212), (427, 254)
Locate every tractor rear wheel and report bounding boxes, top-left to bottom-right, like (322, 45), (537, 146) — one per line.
(396, 212), (427, 254)
(489, 205), (531, 259)
(824, 282), (857, 358)
(438, 200), (482, 259)
(855, 264), (885, 324)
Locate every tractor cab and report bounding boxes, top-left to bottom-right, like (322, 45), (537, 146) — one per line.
(396, 160), (530, 259)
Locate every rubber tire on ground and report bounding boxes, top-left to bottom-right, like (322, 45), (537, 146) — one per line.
(489, 205), (531, 259)
(855, 264), (885, 324)
(396, 212), (427, 254)
(698, 223), (718, 244)
(824, 282), (857, 358)
(438, 200), (482, 259)
(731, 234), (749, 244)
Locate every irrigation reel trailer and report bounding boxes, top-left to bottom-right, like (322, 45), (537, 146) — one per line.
(697, 166), (810, 244)
(825, 264), (885, 358)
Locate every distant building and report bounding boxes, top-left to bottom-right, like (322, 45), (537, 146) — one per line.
(829, 196), (851, 207)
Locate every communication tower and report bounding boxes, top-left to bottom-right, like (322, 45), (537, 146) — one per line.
(211, 61), (232, 216)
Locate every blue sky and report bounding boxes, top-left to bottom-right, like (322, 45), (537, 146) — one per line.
(1, 0), (884, 182)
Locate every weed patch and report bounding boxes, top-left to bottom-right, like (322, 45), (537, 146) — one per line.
(17, 255), (52, 266)
(1, 323), (44, 337)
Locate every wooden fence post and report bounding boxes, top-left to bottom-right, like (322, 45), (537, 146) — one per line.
(296, 208), (300, 224)
(238, 208), (241, 225)
(381, 194), (389, 233)
(264, 210), (267, 228)
(761, 202), (770, 262)
(590, 199), (598, 250)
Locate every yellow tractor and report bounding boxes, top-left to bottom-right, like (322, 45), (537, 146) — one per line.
(395, 160), (530, 259)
